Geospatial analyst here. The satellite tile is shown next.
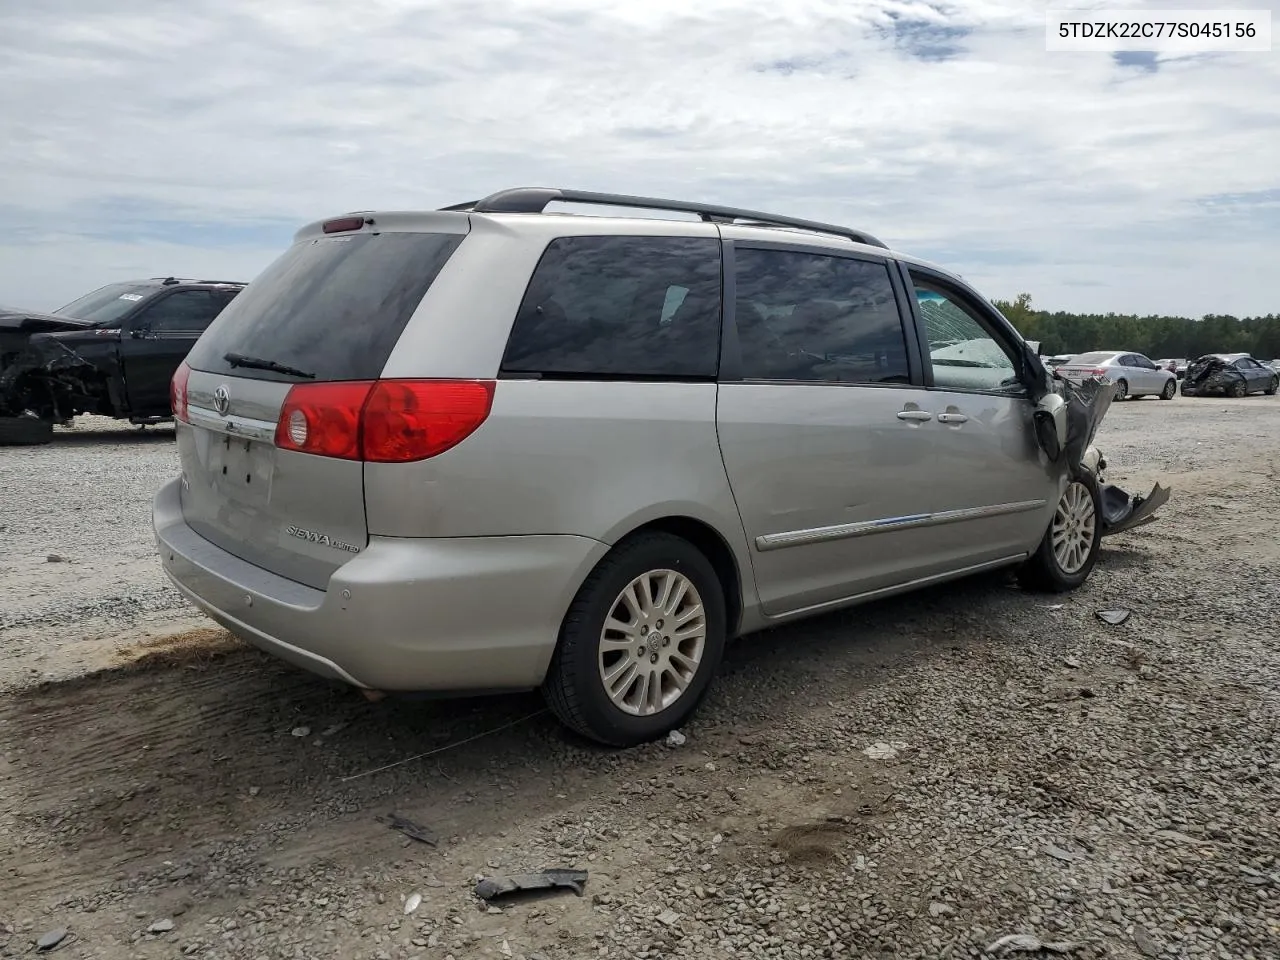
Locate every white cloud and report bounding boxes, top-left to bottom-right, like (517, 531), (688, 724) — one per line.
(0, 0), (1276, 316)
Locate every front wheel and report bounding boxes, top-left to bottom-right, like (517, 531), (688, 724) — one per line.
(1160, 379), (1176, 400)
(1266, 377), (1278, 396)
(1018, 474), (1103, 593)
(542, 532), (727, 747)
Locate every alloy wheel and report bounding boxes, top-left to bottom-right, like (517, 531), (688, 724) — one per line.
(597, 569), (707, 717)
(1051, 481), (1097, 575)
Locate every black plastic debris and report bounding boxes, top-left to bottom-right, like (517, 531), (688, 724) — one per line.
(1099, 482), (1170, 537)
(474, 868), (589, 902)
(1096, 608), (1132, 626)
(377, 813), (438, 846)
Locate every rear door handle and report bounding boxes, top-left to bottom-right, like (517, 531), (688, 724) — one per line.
(937, 413), (968, 424)
(897, 410), (932, 422)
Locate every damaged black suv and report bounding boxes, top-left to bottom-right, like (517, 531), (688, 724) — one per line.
(0, 277), (245, 444)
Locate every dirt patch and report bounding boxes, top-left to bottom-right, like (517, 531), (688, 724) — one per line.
(771, 820), (850, 865)
(110, 627), (244, 671)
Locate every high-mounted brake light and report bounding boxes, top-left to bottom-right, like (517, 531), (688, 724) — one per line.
(171, 361), (191, 422)
(274, 380), (496, 463)
(322, 216), (367, 234)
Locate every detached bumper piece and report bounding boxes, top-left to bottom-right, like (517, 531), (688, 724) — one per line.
(1099, 482), (1171, 537)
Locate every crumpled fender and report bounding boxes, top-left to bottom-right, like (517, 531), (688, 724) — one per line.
(1037, 374), (1170, 535)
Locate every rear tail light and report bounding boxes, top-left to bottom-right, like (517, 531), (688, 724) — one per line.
(171, 361), (191, 422)
(1090, 368), (1106, 377)
(275, 381), (373, 460)
(274, 379), (495, 463)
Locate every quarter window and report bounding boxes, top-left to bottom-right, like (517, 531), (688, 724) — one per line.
(733, 249), (909, 383)
(912, 278), (1022, 393)
(501, 236), (722, 379)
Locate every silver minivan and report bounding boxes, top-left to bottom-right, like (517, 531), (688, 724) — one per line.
(155, 188), (1109, 746)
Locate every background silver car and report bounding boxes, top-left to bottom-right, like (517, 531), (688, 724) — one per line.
(154, 187), (1116, 746)
(1055, 350), (1177, 400)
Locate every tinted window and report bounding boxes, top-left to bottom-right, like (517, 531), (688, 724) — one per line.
(501, 236), (721, 379)
(53, 282), (154, 326)
(913, 278), (1022, 393)
(140, 291), (224, 334)
(187, 232), (463, 382)
(734, 249), (907, 383)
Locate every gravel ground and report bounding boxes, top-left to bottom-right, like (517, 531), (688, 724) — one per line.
(1, 398), (1278, 960)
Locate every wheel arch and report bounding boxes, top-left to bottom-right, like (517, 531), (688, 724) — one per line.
(616, 516), (745, 637)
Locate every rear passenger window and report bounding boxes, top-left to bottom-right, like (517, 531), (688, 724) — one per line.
(501, 237), (722, 379)
(141, 291), (223, 334)
(734, 249), (909, 383)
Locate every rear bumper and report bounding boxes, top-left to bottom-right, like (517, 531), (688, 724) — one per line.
(152, 477), (609, 692)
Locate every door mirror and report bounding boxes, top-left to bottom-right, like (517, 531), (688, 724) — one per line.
(130, 321), (153, 339)
(1033, 392), (1067, 461)
(1025, 340), (1042, 357)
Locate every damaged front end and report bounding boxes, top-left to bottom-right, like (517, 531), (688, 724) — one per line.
(1032, 369), (1170, 537)
(1180, 355), (1242, 397)
(0, 333), (112, 423)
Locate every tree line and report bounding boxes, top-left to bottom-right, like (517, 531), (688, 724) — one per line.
(990, 294), (1280, 361)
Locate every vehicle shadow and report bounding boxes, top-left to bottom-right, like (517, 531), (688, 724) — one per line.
(0, 568), (1022, 903)
(51, 424), (175, 445)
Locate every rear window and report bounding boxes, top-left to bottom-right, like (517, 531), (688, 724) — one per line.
(500, 236), (722, 379)
(1071, 352), (1115, 364)
(187, 232), (463, 382)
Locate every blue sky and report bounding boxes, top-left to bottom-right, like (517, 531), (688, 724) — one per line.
(0, 0), (1277, 317)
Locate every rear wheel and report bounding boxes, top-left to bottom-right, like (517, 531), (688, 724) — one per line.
(0, 415), (54, 446)
(1018, 474), (1103, 593)
(1160, 379), (1176, 400)
(542, 532), (727, 747)
(1113, 379), (1128, 401)
(1230, 380), (1247, 398)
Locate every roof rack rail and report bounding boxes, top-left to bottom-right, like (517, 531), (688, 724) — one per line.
(439, 187), (888, 249)
(196, 279), (247, 285)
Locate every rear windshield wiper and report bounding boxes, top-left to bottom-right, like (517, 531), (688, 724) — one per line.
(223, 352), (316, 379)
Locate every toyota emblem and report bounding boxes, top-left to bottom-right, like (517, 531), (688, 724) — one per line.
(213, 384), (230, 415)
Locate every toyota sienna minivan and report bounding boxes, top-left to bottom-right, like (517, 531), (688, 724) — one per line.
(155, 187), (1108, 746)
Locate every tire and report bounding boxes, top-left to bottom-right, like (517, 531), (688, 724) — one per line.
(1230, 380), (1247, 398)
(1018, 473), (1103, 593)
(1266, 378), (1278, 396)
(0, 415), (54, 446)
(1160, 379), (1176, 400)
(1113, 379), (1128, 401)
(542, 532), (727, 747)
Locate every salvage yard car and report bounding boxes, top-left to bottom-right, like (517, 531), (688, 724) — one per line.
(1180, 353), (1279, 398)
(1053, 350), (1177, 400)
(153, 188), (1168, 747)
(0, 277), (245, 444)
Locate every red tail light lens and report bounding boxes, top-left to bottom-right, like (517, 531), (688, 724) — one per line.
(1091, 368), (1106, 376)
(273, 379), (495, 463)
(171, 361), (191, 422)
(362, 380), (496, 462)
(275, 381), (375, 460)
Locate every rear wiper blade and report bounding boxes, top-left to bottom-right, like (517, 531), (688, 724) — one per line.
(223, 352), (316, 379)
